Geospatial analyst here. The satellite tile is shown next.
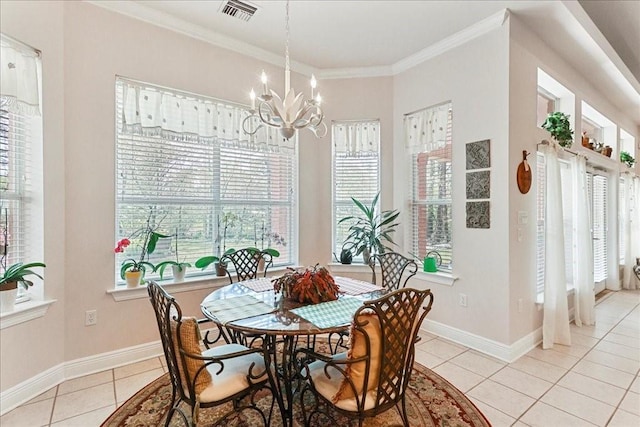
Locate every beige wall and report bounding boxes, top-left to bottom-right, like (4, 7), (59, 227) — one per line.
(393, 25), (512, 343)
(0, 1), (66, 391)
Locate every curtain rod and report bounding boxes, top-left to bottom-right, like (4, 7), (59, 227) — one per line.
(0, 33), (41, 57)
(537, 139), (585, 159)
(403, 100), (452, 117)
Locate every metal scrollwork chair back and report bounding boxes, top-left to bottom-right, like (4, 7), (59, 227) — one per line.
(147, 281), (272, 426)
(297, 287), (435, 427)
(368, 252), (418, 291)
(221, 248), (273, 283)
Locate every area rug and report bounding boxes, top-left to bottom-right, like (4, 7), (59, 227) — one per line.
(101, 362), (491, 426)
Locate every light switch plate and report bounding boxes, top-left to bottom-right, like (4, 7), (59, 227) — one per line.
(518, 211), (528, 225)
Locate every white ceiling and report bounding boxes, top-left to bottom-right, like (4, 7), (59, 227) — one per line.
(94, 0), (640, 119)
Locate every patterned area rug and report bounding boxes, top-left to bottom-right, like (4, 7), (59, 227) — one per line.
(101, 362), (490, 426)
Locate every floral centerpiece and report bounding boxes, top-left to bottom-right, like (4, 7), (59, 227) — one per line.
(272, 264), (340, 304)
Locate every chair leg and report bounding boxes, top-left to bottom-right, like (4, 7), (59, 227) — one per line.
(399, 395), (410, 427)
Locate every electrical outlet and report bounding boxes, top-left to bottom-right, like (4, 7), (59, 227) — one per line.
(459, 293), (467, 307)
(85, 310), (97, 326)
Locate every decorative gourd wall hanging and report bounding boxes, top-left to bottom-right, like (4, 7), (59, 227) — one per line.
(517, 150), (532, 194)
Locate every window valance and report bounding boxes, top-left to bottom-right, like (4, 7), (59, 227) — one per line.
(332, 120), (379, 157)
(404, 102), (450, 154)
(120, 79), (294, 152)
(0, 34), (41, 116)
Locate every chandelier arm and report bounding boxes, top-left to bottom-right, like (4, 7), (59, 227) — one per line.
(258, 101), (285, 128)
(242, 115), (263, 136)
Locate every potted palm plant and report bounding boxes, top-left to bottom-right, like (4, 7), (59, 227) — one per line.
(338, 192), (400, 264)
(0, 262), (46, 312)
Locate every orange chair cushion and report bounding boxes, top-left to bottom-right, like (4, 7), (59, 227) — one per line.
(171, 317), (212, 396)
(332, 312), (382, 402)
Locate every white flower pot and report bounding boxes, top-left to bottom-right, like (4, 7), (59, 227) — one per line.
(0, 288), (18, 312)
(172, 265), (186, 283)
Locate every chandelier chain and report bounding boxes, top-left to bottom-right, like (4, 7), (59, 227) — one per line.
(285, 0), (290, 78)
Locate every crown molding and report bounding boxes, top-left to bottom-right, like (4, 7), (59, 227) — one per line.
(391, 9), (510, 75)
(87, 1), (511, 80)
(86, 0), (317, 76)
(316, 65), (394, 80)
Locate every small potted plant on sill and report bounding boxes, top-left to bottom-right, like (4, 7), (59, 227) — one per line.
(195, 212), (238, 276)
(0, 262), (46, 312)
(620, 151), (636, 168)
(338, 192), (400, 264)
(253, 223), (284, 271)
(154, 228), (191, 283)
(541, 111), (574, 148)
(115, 211), (170, 288)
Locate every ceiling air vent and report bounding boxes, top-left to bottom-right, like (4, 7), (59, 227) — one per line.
(219, 0), (258, 22)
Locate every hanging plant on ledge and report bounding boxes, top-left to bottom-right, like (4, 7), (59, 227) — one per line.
(541, 111), (574, 148)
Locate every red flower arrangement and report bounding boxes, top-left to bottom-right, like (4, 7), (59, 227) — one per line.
(272, 264), (340, 304)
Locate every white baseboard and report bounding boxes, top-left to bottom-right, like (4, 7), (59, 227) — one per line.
(1, 341), (163, 416)
(0, 363), (65, 416)
(421, 319), (542, 363)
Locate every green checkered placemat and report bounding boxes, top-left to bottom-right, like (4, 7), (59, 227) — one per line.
(203, 295), (275, 324)
(290, 297), (363, 329)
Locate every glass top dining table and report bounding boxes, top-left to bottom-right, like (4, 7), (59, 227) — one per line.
(200, 275), (384, 427)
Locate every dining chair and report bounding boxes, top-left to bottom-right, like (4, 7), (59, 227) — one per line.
(147, 281), (273, 426)
(296, 287), (434, 427)
(367, 252), (418, 291)
(221, 248), (273, 283)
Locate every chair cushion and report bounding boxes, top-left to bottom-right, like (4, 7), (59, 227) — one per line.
(308, 354), (378, 412)
(198, 343), (267, 403)
(332, 312), (382, 402)
(171, 317), (212, 396)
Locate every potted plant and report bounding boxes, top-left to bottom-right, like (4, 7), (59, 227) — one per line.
(154, 228), (191, 283)
(253, 223), (284, 271)
(195, 212), (238, 276)
(338, 192), (400, 264)
(0, 262), (46, 312)
(541, 111), (574, 147)
(115, 211), (170, 287)
(621, 151), (636, 168)
(272, 264), (340, 304)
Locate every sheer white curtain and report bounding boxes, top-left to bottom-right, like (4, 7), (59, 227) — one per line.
(623, 175), (640, 289)
(542, 142), (571, 349)
(571, 155), (594, 326)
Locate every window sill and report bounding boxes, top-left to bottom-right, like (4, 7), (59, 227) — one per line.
(0, 299), (56, 330)
(535, 287), (575, 310)
(414, 270), (458, 287)
(328, 263), (458, 287)
(108, 267), (290, 302)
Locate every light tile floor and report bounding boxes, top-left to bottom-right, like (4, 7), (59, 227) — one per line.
(2, 289), (639, 426)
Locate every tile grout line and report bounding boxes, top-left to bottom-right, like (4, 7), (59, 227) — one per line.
(511, 298), (640, 426)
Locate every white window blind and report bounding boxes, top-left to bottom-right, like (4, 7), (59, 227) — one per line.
(0, 35), (43, 296)
(536, 152), (546, 294)
(407, 104), (453, 269)
(589, 172), (607, 283)
(115, 79), (296, 282)
(332, 120), (380, 258)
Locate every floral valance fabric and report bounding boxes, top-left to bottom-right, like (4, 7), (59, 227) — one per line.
(120, 80), (294, 152)
(404, 102), (451, 154)
(0, 34), (41, 116)
(332, 120), (379, 156)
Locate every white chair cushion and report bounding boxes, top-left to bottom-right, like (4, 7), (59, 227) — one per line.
(308, 353), (378, 412)
(198, 343), (268, 403)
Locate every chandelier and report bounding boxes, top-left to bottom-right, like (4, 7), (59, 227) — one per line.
(242, 0), (326, 140)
